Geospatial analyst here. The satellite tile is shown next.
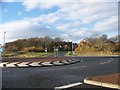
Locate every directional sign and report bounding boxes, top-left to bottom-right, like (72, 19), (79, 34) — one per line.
(0, 48), (3, 52)
(45, 49), (47, 52)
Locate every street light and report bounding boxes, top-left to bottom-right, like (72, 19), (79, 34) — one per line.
(53, 33), (57, 57)
(0, 44), (2, 62)
(53, 38), (57, 57)
(69, 35), (73, 56)
(4, 32), (6, 47)
(45, 42), (47, 56)
(3, 32), (6, 57)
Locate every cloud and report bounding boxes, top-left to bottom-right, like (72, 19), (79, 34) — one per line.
(18, 12), (22, 16)
(22, 0), (75, 11)
(22, 0), (119, 11)
(56, 21), (81, 31)
(0, 20), (54, 44)
(93, 16), (118, 32)
(1, 0), (16, 2)
(61, 28), (93, 42)
(23, 1), (117, 25)
(1, 0), (119, 3)
(0, 0), (118, 44)
(30, 12), (60, 24)
(4, 9), (8, 13)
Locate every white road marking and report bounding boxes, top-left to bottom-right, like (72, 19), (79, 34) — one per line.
(29, 62), (42, 66)
(6, 62), (19, 67)
(53, 61), (64, 65)
(61, 60), (69, 64)
(81, 60), (82, 62)
(100, 60), (113, 65)
(41, 61), (53, 66)
(67, 60), (72, 62)
(0, 62), (9, 67)
(37, 66), (86, 71)
(54, 82), (83, 90)
(17, 62), (29, 67)
(70, 66), (87, 69)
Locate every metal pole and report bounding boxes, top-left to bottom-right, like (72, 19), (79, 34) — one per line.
(53, 35), (56, 57)
(69, 35), (73, 56)
(71, 38), (73, 57)
(4, 32), (6, 46)
(0, 44), (2, 62)
(45, 42), (47, 56)
(54, 41), (56, 57)
(3, 32), (6, 58)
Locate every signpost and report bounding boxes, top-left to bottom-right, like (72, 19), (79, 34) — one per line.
(45, 48), (47, 56)
(0, 44), (2, 62)
(54, 48), (58, 57)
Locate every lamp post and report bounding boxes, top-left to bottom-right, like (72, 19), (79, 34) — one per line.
(3, 32), (6, 57)
(4, 32), (6, 46)
(53, 38), (56, 57)
(53, 33), (57, 57)
(45, 42), (47, 56)
(69, 35), (73, 56)
(0, 44), (2, 62)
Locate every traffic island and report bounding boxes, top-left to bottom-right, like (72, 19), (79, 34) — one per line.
(0, 57), (81, 68)
(84, 73), (120, 89)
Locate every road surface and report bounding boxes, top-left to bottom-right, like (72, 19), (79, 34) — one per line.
(2, 56), (119, 89)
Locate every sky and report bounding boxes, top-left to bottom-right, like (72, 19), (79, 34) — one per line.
(0, 0), (119, 45)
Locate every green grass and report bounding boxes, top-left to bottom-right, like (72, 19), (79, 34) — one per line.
(65, 51), (77, 57)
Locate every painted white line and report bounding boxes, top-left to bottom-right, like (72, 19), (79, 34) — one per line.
(0, 62), (9, 67)
(67, 60), (72, 62)
(61, 60), (69, 64)
(17, 62), (29, 67)
(29, 62), (42, 66)
(54, 82), (83, 90)
(100, 60), (113, 65)
(69, 66), (87, 69)
(41, 61), (53, 66)
(6, 62), (19, 67)
(53, 61), (64, 65)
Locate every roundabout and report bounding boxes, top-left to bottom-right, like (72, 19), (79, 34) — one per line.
(0, 57), (81, 68)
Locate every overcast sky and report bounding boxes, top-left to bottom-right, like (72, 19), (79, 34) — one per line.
(0, 0), (119, 45)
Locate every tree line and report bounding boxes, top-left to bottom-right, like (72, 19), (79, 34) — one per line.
(75, 34), (120, 55)
(5, 36), (74, 53)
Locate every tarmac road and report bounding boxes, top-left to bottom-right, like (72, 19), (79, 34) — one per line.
(2, 56), (119, 89)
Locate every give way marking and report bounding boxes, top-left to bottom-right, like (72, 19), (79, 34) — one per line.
(54, 82), (83, 90)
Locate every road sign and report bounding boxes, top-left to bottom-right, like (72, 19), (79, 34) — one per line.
(0, 48), (3, 52)
(45, 49), (47, 52)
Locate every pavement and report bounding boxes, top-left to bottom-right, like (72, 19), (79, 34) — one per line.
(2, 56), (119, 89)
(84, 78), (120, 89)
